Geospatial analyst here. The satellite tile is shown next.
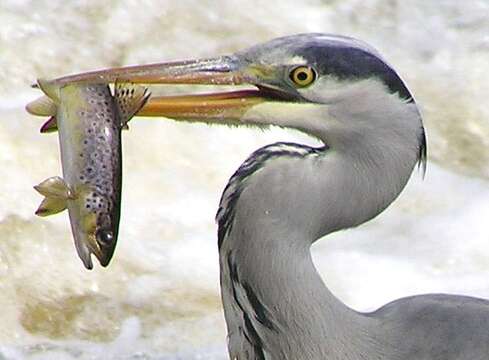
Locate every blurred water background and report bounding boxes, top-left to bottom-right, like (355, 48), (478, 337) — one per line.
(1, 0), (489, 358)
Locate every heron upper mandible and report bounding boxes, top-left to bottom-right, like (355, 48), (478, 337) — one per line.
(50, 33), (489, 359)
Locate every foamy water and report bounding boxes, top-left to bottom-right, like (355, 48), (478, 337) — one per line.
(1, 1), (489, 359)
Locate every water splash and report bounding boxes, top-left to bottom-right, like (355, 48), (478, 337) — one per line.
(1, 0), (489, 358)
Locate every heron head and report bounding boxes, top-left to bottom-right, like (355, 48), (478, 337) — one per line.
(47, 33), (426, 168)
(234, 34), (425, 169)
(236, 34), (414, 103)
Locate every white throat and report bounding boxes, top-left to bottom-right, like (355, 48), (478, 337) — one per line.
(218, 80), (424, 359)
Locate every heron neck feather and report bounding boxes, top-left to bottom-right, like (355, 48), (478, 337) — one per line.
(219, 86), (423, 358)
(219, 144), (415, 359)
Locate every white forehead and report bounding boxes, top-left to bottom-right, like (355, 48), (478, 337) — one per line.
(238, 33), (383, 65)
(281, 56), (308, 66)
(307, 33), (382, 56)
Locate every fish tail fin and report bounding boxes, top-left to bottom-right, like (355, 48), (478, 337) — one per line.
(40, 116), (58, 133)
(34, 176), (72, 216)
(114, 81), (151, 128)
(37, 78), (61, 103)
(26, 95), (57, 116)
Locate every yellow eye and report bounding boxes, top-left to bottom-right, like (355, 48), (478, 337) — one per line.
(290, 66), (316, 87)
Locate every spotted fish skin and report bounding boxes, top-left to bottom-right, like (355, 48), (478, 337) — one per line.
(28, 81), (149, 269)
(61, 84), (122, 268)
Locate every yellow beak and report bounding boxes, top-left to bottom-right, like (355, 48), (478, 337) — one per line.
(42, 56), (284, 123)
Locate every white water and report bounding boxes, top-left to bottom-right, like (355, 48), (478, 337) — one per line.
(1, 0), (489, 358)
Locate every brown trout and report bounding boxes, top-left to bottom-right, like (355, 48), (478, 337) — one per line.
(26, 81), (150, 269)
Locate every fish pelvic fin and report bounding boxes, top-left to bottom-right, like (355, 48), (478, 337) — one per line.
(40, 116), (58, 133)
(25, 95), (57, 116)
(114, 81), (151, 128)
(34, 176), (73, 217)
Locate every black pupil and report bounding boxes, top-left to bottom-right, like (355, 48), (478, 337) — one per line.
(297, 71), (308, 81)
(97, 230), (113, 245)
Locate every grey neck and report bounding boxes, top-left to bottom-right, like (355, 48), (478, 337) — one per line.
(218, 96), (423, 359)
(221, 226), (373, 359)
(219, 146), (414, 359)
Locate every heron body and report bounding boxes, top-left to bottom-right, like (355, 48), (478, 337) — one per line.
(217, 140), (489, 359)
(38, 33), (489, 359)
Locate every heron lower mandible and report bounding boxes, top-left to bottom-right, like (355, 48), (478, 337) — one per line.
(49, 33), (489, 359)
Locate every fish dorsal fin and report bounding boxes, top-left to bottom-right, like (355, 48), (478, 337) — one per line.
(26, 95), (57, 116)
(114, 81), (151, 128)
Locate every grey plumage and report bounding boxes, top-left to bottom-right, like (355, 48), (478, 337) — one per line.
(37, 32), (487, 359)
(215, 34), (489, 359)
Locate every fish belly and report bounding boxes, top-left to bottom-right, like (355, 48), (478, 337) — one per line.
(57, 84), (122, 268)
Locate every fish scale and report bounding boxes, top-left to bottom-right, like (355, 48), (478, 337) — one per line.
(26, 80), (150, 269)
(78, 86), (119, 213)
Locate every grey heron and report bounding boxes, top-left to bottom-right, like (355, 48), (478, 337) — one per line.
(43, 33), (489, 359)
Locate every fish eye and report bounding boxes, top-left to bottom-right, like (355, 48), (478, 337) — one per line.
(289, 66), (317, 87)
(96, 230), (113, 246)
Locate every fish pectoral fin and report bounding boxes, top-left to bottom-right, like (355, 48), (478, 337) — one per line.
(35, 196), (67, 217)
(34, 176), (74, 216)
(40, 116), (58, 133)
(26, 95), (57, 116)
(114, 81), (151, 127)
(34, 176), (73, 199)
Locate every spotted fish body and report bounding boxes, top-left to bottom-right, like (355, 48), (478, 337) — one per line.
(60, 84), (122, 269)
(27, 81), (149, 269)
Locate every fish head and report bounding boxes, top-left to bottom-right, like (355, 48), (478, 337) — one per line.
(94, 212), (119, 266)
(71, 189), (119, 269)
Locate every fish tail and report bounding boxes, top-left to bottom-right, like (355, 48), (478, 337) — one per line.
(25, 95), (57, 116)
(37, 78), (62, 103)
(40, 116), (58, 133)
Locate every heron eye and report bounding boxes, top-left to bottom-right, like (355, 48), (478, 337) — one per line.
(290, 66), (316, 87)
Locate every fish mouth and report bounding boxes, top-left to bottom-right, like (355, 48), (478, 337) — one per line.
(34, 56), (294, 270)
(74, 225), (118, 270)
(42, 55), (294, 123)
